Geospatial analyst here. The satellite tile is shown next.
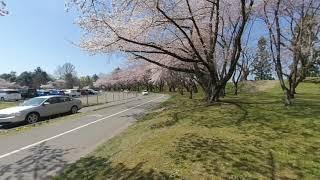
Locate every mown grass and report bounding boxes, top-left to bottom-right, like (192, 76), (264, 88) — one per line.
(56, 82), (320, 179)
(0, 102), (18, 110)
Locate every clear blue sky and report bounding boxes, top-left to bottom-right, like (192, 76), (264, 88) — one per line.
(0, 0), (125, 77)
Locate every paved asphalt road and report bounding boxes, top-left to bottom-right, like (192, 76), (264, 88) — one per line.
(0, 94), (168, 180)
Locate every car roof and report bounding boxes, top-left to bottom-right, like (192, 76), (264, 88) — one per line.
(0, 89), (19, 91)
(34, 95), (68, 99)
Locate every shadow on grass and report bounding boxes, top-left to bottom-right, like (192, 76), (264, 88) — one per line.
(150, 112), (179, 129)
(0, 142), (73, 180)
(170, 133), (278, 179)
(56, 156), (179, 180)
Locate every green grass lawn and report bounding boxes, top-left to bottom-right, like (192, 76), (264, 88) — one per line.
(56, 82), (320, 179)
(0, 102), (18, 110)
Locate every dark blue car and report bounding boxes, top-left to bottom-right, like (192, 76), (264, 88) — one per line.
(37, 90), (50, 96)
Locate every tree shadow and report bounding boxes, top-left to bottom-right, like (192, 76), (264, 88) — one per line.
(56, 156), (179, 180)
(120, 112), (146, 120)
(0, 142), (73, 180)
(269, 151), (276, 180)
(189, 102), (248, 129)
(150, 112), (179, 129)
(169, 133), (277, 178)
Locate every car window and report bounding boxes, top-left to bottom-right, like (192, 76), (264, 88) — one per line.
(46, 97), (60, 104)
(59, 97), (71, 102)
(7, 91), (18, 94)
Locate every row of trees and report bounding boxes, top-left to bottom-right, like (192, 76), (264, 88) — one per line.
(95, 62), (198, 98)
(69, 0), (320, 105)
(0, 67), (52, 89)
(0, 63), (100, 90)
(95, 36), (282, 98)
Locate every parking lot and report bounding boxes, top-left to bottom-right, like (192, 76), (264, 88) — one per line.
(77, 91), (140, 106)
(0, 91), (143, 130)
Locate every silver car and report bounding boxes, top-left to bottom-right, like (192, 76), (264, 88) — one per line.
(0, 96), (82, 124)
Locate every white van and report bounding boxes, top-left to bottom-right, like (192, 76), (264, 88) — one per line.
(0, 89), (22, 101)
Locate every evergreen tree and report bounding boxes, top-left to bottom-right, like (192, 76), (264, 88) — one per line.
(307, 50), (320, 77)
(32, 67), (52, 88)
(252, 37), (274, 80)
(92, 74), (99, 82)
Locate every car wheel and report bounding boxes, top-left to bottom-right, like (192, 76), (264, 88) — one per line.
(71, 106), (78, 114)
(0, 97), (4, 101)
(25, 112), (40, 124)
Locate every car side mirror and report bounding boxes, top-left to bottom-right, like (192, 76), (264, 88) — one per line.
(43, 102), (50, 106)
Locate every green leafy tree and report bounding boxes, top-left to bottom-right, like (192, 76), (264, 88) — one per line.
(32, 67), (52, 88)
(307, 50), (320, 77)
(252, 37), (274, 80)
(80, 76), (93, 88)
(55, 63), (78, 89)
(16, 71), (33, 87)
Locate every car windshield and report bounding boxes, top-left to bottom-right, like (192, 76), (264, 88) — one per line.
(21, 98), (47, 106)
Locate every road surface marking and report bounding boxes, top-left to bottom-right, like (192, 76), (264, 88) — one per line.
(0, 95), (164, 160)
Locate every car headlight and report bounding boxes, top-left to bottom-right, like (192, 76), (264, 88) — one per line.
(10, 112), (22, 117)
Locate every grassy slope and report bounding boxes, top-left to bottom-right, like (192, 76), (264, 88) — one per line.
(56, 82), (320, 179)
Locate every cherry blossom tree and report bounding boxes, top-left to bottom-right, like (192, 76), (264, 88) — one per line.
(259, 0), (320, 105)
(69, 0), (254, 103)
(0, 78), (20, 89)
(94, 62), (152, 91)
(41, 79), (67, 89)
(0, 1), (8, 16)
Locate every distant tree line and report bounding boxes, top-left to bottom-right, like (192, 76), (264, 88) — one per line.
(0, 63), (99, 89)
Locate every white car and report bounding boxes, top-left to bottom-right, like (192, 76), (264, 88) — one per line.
(64, 89), (81, 97)
(142, 90), (149, 95)
(0, 89), (22, 101)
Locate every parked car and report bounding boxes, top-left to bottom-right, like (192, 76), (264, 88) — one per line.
(19, 88), (37, 99)
(37, 90), (50, 97)
(49, 90), (65, 96)
(88, 89), (99, 95)
(0, 89), (22, 101)
(142, 90), (149, 95)
(64, 89), (81, 97)
(0, 95), (82, 124)
(80, 89), (89, 96)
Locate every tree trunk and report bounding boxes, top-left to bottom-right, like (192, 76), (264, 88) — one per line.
(234, 83), (239, 95)
(193, 84), (198, 93)
(197, 77), (224, 103)
(179, 88), (184, 95)
(206, 84), (223, 103)
(189, 89), (193, 99)
(284, 90), (293, 106)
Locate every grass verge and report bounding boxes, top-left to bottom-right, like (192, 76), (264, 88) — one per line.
(0, 102), (18, 110)
(0, 112), (89, 137)
(56, 82), (320, 179)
